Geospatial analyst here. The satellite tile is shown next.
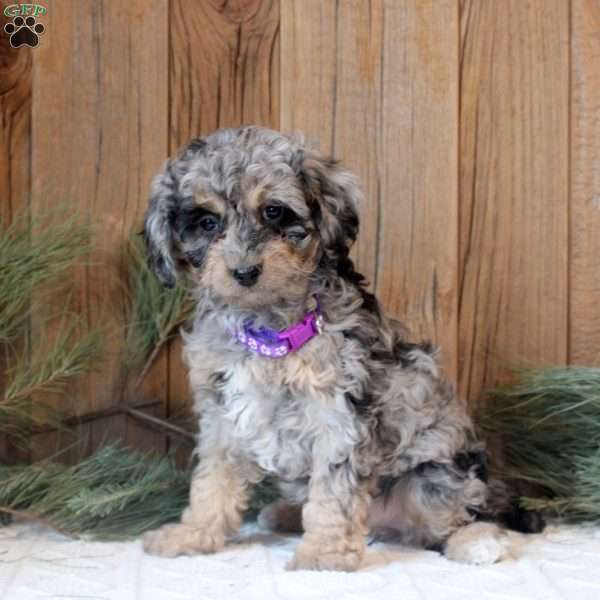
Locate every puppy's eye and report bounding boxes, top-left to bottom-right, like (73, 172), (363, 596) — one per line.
(263, 205), (283, 222)
(199, 215), (220, 232)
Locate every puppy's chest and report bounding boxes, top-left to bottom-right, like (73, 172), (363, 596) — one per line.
(217, 358), (361, 478)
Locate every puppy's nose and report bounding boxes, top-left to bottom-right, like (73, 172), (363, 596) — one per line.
(231, 264), (262, 287)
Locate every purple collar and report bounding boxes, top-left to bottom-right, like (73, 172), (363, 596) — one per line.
(234, 301), (324, 358)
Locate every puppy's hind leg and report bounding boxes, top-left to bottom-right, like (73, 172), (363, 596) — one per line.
(443, 522), (508, 565)
(371, 459), (508, 565)
(258, 500), (304, 533)
(258, 479), (307, 534)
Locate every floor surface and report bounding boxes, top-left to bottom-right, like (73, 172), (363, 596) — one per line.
(1, 521), (599, 599)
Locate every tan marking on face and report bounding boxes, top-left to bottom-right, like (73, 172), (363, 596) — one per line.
(199, 236), (319, 309)
(194, 191), (226, 216)
(244, 184), (268, 214)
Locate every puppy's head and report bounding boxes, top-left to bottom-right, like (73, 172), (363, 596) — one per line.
(144, 127), (361, 308)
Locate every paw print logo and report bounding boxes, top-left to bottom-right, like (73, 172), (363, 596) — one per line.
(4, 15), (45, 48)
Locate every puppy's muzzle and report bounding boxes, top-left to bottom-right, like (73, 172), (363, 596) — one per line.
(231, 264), (262, 287)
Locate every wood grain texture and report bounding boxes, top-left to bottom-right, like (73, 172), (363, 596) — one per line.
(281, 0), (458, 380)
(0, 1), (32, 463)
(376, 0), (458, 380)
(459, 0), (569, 403)
(30, 0), (169, 459)
(1, 0), (591, 459)
(281, 0), (382, 289)
(570, 0), (600, 366)
(170, 0), (279, 142)
(168, 0), (280, 431)
(0, 2), (30, 223)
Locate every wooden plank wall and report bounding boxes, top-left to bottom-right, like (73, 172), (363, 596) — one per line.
(282, 0), (459, 379)
(1, 0), (599, 460)
(0, 0), (31, 462)
(30, 0), (169, 460)
(571, 0), (600, 367)
(459, 0), (569, 401)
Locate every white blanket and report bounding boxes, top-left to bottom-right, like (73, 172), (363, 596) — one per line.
(1, 522), (599, 599)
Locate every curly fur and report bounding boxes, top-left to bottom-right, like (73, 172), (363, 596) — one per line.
(142, 126), (541, 571)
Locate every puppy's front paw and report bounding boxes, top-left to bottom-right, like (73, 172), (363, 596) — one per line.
(142, 523), (225, 557)
(286, 539), (364, 572)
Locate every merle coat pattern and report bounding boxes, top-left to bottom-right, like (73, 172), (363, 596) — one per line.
(142, 127), (540, 571)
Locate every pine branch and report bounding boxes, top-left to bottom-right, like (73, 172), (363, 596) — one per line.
(0, 211), (101, 442)
(0, 211), (92, 342)
(28, 399), (161, 434)
(123, 234), (193, 379)
(3, 321), (102, 404)
(125, 407), (196, 443)
(133, 335), (167, 392)
(1, 319), (103, 441)
(477, 367), (600, 524)
(0, 444), (277, 539)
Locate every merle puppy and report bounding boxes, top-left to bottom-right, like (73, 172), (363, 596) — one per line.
(142, 126), (540, 570)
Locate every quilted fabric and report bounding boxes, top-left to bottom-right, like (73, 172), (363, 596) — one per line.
(1, 522), (599, 599)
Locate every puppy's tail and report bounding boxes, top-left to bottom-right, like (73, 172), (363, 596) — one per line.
(480, 478), (545, 534)
(497, 500), (545, 534)
(469, 435), (545, 534)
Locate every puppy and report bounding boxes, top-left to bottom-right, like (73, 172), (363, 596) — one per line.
(142, 126), (541, 571)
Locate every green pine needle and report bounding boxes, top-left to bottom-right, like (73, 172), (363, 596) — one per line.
(0, 211), (92, 342)
(1, 318), (103, 442)
(1, 212), (102, 442)
(0, 444), (277, 539)
(4, 318), (102, 404)
(123, 233), (193, 371)
(478, 367), (600, 524)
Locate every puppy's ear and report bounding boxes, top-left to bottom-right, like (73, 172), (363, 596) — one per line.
(143, 161), (178, 288)
(296, 149), (361, 265)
